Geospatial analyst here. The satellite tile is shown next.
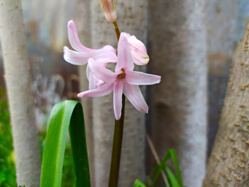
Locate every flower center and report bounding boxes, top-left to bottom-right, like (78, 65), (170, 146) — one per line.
(116, 68), (126, 79)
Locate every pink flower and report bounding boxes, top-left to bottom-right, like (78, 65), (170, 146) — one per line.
(99, 0), (117, 23)
(123, 33), (149, 66)
(63, 20), (117, 89)
(78, 33), (161, 120)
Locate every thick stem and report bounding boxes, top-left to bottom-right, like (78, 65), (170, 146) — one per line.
(108, 21), (124, 187)
(109, 94), (125, 187)
(113, 21), (120, 40)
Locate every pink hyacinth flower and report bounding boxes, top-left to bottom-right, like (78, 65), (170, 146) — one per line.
(78, 33), (161, 120)
(122, 32), (149, 66)
(63, 20), (117, 89)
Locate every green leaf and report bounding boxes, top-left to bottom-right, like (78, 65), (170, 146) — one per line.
(161, 149), (183, 187)
(40, 100), (90, 187)
(148, 149), (183, 187)
(133, 179), (146, 187)
(151, 163), (164, 186)
(165, 166), (180, 187)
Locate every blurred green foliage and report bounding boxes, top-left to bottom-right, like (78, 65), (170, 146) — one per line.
(0, 89), (16, 187)
(0, 89), (75, 187)
(134, 149), (183, 187)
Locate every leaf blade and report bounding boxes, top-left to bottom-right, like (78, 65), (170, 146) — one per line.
(40, 100), (90, 187)
(165, 166), (180, 187)
(133, 179), (146, 187)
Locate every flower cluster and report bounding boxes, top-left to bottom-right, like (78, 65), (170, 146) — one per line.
(64, 20), (161, 120)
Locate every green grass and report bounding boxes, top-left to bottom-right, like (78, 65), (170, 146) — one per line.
(134, 149), (183, 187)
(0, 89), (16, 187)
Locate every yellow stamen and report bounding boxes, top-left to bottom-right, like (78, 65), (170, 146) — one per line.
(116, 68), (126, 79)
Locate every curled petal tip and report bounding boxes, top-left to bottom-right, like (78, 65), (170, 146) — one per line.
(141, 105), (149, 114)
(137, 55), (150, 66)
(67, 20), (75, 28)
(115, 116), (121, 120)
(144, 55), (149, 62)
(77, 93), (84, 97)
(156, 76), (161, 84)
(145, 107), (149, 113)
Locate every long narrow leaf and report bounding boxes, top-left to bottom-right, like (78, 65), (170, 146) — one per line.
(133, 179), (146, 187)
(161, 149), (183, 186)
(151, 163), (164, 186)
(40, 100), (90, 187)
(165, 166), (180, 187)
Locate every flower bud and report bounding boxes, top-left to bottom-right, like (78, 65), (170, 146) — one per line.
(99, 0), (117, 23)
(122, 33), (149, 66)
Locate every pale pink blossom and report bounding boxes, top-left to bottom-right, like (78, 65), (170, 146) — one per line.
(123, 33), (150, 66)
(78, 33), (161, 120)
(99, 0), (117, 23)
(63, 20), (117, 89)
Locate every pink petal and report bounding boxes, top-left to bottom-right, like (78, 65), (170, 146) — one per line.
(102, 45), (117, 54)
(116, 33), (134, 71)
(67, 20), (88, 53)
(130, 52), (149, 66)
(86, 64), (105, 90)
(88, 70), (97, 89)
(122, 32), (149, 66)
(88, 58), (116, 83)
(123, 82), (148, 113)
(68, 20), (117, 56)
(128, 35), (147, 54)
(63, 46), (89, 65)
(126, 71), (161, 85)
(91, 52), (117, 64)
(113, 81), (124, 120)
(127, 34), (149, 66)
(78, 82), (114, 97)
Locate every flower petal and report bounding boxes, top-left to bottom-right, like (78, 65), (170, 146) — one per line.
(88, 58), (116, 83)
(123, 82), (148, 113)
(63, 46), (89, 65)
(91, 52), (117, 64)
(122, 32), (149, 65)
(113, 81), (124, 120)
(127, 34), (149, 66)
(86, 65), (105, 90)
(126, 71), (161, 85)
(68, 21), (117, 55)
(78, 82), (114, 97)
(116, 33), (134, 71)
(67, 20), (87, 53)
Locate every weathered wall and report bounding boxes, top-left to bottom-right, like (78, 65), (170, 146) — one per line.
(149, 0), (207, 187)
(205, 0), (240, 157)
